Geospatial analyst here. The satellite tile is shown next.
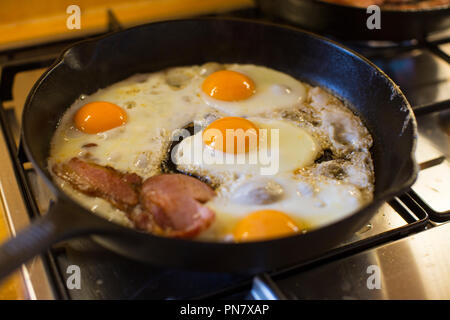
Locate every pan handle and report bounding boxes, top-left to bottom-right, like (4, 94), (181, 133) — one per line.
(0, 199), (103, 281)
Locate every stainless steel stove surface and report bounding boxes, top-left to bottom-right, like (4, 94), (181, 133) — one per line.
(0, 11), (448, 300)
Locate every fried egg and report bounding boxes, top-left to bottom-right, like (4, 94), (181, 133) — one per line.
(200, 65), (307, 116)
(201, 176), (365, 241)
(174, 117), (319, 179)
(50, 70), (211, 179)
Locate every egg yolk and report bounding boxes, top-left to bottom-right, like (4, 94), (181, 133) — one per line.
(203, 117), (258, 154)
(233, 210), (301, 242)
(74, 102), (127, 134)
(202, 70), (255, 101)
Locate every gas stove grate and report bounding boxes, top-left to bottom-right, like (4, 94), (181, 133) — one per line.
(0, 13), (448, 299)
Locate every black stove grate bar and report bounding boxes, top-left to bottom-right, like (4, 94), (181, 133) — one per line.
(407, 190), (450, 222)
(412, 37), (450, 115)
(426, 43), (450, 64)
(410, 38), (450, 222)
(413, 99), (450, 116)
(107, 9), (123, 32)
(426, 34), (450, 46)
(0, 55), (58, 101)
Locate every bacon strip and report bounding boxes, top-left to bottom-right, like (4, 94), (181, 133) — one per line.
(137, 174), (216, 238)
(52, 158), (215, 238)
(52, 157), (142, 212)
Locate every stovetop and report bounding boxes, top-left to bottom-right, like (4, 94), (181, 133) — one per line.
(0, 9), (448, 299)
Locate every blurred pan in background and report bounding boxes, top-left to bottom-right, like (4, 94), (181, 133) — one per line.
(257, 0), (450, 41)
